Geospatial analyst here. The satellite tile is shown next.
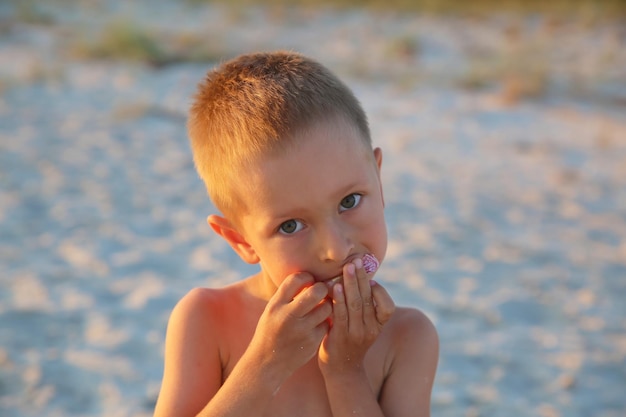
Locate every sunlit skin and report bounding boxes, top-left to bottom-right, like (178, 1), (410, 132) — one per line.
(154, 118), (439, 417)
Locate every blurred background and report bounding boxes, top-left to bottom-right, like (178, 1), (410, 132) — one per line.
(1, 0), (625, 416)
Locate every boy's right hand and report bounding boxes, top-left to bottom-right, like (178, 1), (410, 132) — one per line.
(248, 273), (332, 377)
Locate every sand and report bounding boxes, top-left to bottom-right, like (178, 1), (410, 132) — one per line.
(1, 1), (625, 416)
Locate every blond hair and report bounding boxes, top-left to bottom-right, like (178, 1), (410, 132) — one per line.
(188, 51), (371, 217)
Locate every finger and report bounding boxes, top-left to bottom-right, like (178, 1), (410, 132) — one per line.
(370, 281), (396, 325)
(268, 273), (320, 319)
(274, 272), (315, 303)
(291, 282), (330, 317)
(306, 298), (333, 326)
(354, 258), (378, 328)
(314, 318), (330, 339)
(331, 283), (348, 329)
(312, 318), (331, 349)
(342, 263), (362, 316)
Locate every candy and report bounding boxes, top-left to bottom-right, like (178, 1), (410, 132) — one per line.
(362, 253), (379, 274)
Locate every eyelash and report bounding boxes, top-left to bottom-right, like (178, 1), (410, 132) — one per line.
(278, 219), (304, 235)
(277, 193), (363, 235)
(339, 193), (362, 212)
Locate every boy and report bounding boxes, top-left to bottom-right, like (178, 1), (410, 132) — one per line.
(154, 51), (438, 417)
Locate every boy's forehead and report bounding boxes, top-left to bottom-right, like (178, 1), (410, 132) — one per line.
(281, 116), (371, 158)
(246, 129), (374, 201)
(223, 116), (377, 225)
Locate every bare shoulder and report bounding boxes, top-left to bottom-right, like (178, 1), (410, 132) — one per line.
(382, 306), (439, 372)
(169, 282), (246, 324)
(386, 306), (439, 347)
(162, 287), (220, 344)
(170, 286), (221, 321)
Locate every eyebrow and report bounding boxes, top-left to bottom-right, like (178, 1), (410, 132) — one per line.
(269, 178), (368, 222)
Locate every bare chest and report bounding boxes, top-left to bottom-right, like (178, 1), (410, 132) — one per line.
(219, 325), (338, 416)
(215, 290), (387, 416)
(223, 344), (385, 417)
(264, 359), (334, 417)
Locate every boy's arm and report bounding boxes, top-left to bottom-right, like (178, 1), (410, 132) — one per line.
(154, 273), (332, 417)
(319, 260), (439, 417)
(377, 308), (439, 417)
(153, 288), (223, 417)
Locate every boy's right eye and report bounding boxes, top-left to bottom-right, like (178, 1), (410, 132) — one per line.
(278, 219), (304, 235)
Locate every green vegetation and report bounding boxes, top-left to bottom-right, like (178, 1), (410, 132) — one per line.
(11, 0), (618, 106)
(198, 0), (626, 21)
(73, 20), (165, 64)
(15, 0), (56, 25)
(69, 19), (226, 67)
(458, 41), (550, 100)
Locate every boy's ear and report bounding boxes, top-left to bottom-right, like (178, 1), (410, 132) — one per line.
(374, 147), (383, 171)
(207, 214), (260, 264)
(373, 147), (385, 207)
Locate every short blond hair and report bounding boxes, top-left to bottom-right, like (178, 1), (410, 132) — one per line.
(188, 51), (371, 217)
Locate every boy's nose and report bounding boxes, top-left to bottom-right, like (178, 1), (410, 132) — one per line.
(317, 220), (354, 263)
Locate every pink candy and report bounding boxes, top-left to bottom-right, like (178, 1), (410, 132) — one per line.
(362, 253), (380, 274)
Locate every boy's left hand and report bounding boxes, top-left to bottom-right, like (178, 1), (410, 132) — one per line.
(317, 257), (395, 375)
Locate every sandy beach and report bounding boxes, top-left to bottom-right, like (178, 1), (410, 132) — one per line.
(1, 1), (625, 416)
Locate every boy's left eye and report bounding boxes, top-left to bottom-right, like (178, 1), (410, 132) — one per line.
(339, 193), (362, 212)
(278, 219), (304, 235)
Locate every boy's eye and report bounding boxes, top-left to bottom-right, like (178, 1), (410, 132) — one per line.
(279, 219), (304, 235)
(339, 193), (362, 212)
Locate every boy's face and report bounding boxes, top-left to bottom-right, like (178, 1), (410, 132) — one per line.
(221, 118), (387, 290)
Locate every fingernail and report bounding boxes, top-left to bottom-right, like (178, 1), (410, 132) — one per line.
(369, 279), (378, 286)
(353, 258), (363, 269)
(363, 254), (379, 273)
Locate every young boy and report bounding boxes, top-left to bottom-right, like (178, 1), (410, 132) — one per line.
(154, 51), (438, 417)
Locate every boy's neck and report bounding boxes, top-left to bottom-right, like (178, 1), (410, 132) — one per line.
(242, 271), (280, 302)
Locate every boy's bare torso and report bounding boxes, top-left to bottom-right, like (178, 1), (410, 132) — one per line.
(208, 279), (397, 417)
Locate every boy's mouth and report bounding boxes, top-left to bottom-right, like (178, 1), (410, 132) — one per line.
(328, 253), (379, 284)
